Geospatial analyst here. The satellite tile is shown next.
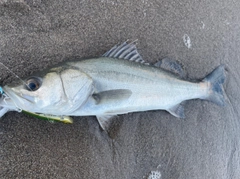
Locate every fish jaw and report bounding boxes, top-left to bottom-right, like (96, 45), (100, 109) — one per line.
(0, 88), (22, 117)
(2, 85), (35, 112)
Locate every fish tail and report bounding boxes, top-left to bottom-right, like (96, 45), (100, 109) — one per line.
(203, 65), (226, 106)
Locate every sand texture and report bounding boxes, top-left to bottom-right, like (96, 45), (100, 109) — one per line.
(1, 0), (240, 178)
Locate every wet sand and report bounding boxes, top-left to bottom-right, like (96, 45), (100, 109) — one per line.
(1, 0), (240, 178)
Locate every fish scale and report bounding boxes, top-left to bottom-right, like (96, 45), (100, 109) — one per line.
(0, 41), (226, 130)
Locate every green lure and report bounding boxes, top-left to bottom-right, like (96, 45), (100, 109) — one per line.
(22, 110), (73, 124)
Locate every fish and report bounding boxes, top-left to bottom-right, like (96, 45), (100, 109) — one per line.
(0, 41), (227, 130)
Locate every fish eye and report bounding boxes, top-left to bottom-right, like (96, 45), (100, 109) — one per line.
(25, 77), (42, 91)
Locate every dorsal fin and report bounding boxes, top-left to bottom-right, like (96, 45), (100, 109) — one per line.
(155, 58), (186, 78)
(102, 41), (149, 65)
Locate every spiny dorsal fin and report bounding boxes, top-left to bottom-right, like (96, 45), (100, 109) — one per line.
(102, 41), (149, 65)
(155, 58), (186, 78)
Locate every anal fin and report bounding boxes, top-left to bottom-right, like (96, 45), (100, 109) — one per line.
(167, 102), (186, 118)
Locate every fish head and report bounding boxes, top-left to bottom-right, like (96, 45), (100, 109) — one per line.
(3, 66), (93, 115)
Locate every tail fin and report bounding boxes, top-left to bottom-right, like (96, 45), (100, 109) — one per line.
(203, 65), (226, 106)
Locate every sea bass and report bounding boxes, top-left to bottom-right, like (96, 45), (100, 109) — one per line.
(0, 42), (226, 130)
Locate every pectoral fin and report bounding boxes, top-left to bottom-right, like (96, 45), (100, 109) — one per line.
(92, 89), (132, 104)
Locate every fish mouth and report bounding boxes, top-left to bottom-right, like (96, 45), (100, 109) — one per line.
(3, 86), (36, 107)
(0, 87), (25, 116)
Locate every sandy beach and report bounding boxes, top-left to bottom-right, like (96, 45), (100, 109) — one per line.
(1, 0), (240, 178)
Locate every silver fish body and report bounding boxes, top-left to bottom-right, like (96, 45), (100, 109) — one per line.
(0, 42), (226, 129)
(67, 58), (209, 116)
